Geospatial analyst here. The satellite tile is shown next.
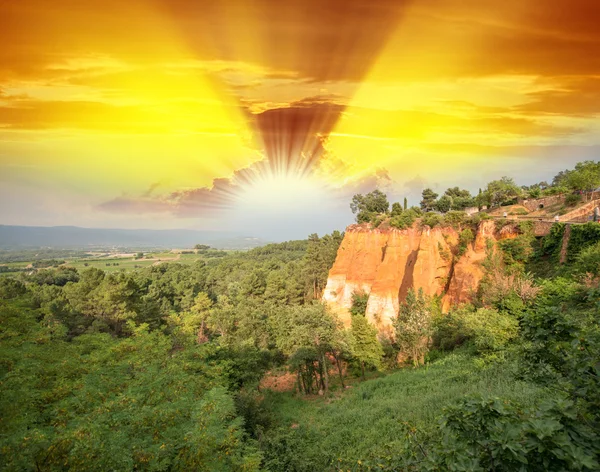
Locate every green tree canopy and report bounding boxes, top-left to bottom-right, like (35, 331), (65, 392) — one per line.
(350, 190), (389, 223)
(420, 188), (438, 212)
(483, 176), (521, 207)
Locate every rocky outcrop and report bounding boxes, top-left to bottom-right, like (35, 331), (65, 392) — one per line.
(323, 220), (516, 333)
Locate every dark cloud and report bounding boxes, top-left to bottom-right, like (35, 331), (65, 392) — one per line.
(250, 98), (345, 178)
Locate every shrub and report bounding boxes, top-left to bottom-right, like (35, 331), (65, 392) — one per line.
(390, 209), (418, 229)
(457, 228), (474, 257)
(494, 218), (510, 231)
(565, 193), (582, 206)
(350, 291), (369, 316)
(443, 210), (466, 228)
(433, 306), (518, 353)
(430, 396), (599, 471)
(497, 235), (534, 266)
(421, 212), (443, 228)
(371, 215), (385, 228)
(574, 241), (600, 276)
(356, 211), (375, 224)
(509, 207), (528, 215)
(566, 222), (600, 262)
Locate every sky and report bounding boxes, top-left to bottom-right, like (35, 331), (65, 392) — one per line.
(1, 0), (599, 240)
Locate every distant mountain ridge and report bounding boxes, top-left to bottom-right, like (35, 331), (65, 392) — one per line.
(0, 225), (267, 250)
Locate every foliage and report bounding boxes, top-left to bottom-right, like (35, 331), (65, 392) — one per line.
(390, 202), (403, 217)
(433, 306), (519, 354)
(566, 222), (600, 262)
(259, 353), (547, 472)
(539, 223), (566, 260)
(444, 187), (475, 210)
(429, 396), (599, 471)
(420, 188), (438, 212)
(561, 160), (600, 191)
(497, 234), (534, 267)
(574, 241), (600, 276)
(479, 252), (540, 315)
(350, 291), (369, 316)
(0, 278), (26, 299)
(443, 210), (467, 228)
(0, 302), (262, 471)
(350, 190), (389, 223)
(565, 192), (582, 206)
(350, 314), (383, 378)
(421, 211), (443, 228)
(520, 280), (600, 416)
(389, 208), (418, 229)
(457, 228), (474, 257)
(483, 176), (521, 207)
(433, 194), (452, 213)
(394, 289), (432, 366)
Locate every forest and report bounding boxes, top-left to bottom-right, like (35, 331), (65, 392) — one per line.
(1, 161), (600, 471)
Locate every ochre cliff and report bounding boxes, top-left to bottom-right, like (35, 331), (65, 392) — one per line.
(323, 220), (514, 333)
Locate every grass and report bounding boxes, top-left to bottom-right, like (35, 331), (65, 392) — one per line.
(260, 351), (551, 471)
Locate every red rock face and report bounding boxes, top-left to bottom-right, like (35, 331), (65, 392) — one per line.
(323, 220), (515, 333)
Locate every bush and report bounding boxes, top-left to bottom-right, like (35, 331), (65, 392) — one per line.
(433, 306), (518, 354)
(497, 235), (534, 266)
(443, 210), (467, 228)
(565, 193), (582, 206)
(457, 228), (474, 257)
(575, 241), (600, 276)
(390, 209), (418, 229)
(371, 215), (385, 228)
(509, 207), (529, 215)
(430, 396), (599, 471)
(350, 291), (369, 316)
(421, 212), (443, 228)
(356, 211), (375, 224)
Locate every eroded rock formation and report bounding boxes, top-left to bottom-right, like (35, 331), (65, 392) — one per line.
(323, 220), (515, 333)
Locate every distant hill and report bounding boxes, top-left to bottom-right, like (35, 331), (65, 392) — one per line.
(0, 225), (268, 250)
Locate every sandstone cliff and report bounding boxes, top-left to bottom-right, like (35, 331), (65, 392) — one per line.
(323, 220), (515, 333)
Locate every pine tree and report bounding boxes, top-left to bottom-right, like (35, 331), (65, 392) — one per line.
(350, 314), (383, 380)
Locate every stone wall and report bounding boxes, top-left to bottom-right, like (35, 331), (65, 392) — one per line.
(521, 195), (564, 212)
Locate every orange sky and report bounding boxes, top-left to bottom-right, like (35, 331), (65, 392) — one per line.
(1, 0), (599, 238)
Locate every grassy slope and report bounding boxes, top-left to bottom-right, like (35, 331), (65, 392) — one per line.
(260, 352), (550, 471)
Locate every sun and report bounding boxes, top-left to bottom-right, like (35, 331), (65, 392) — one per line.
(235, 172), (329, 214)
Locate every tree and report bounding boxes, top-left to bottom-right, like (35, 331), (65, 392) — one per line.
(169, 292), (213, 344)
(194, 244), (211, 250)
(350, 291), (369, 316)
(271, 303), (340, 394)
(444, 187), (474, 210)
(434, 195), (452, 213)
(484, 176), (521, 207)
(303, 232), (343, 300)
(391, 202), (403, 217)
(0, 278), (26, 299)
(403, 197), (408, 210)
(420, 188), (438, 212)
(350, 314), (383, 380)
(350, 190), (389, 223)
(563, 161), (600, 192)
(394, 288), (432, 366)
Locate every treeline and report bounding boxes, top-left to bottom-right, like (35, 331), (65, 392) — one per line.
(351, 160), (600, 228)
